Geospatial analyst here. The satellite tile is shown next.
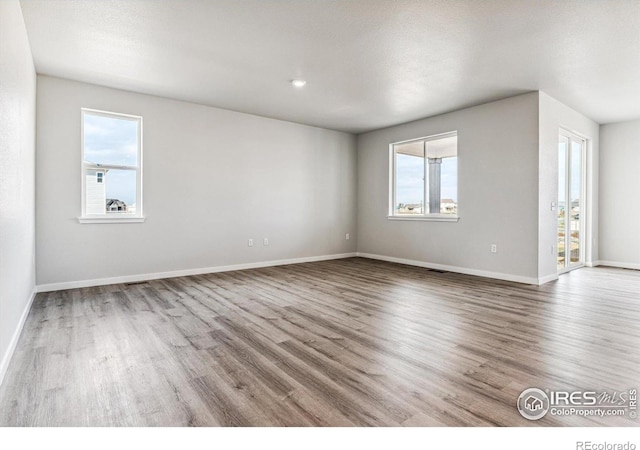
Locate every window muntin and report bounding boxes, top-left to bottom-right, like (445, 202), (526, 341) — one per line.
(391, 132), (458, 218)
(81, 109), (142, 219)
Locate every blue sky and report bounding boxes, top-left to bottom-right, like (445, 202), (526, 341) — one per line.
(396, 154), (457, 206)
(84, 113), (138, 205)
(557, 142), (582, 204)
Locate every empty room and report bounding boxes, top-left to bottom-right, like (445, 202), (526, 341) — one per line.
(1, 0), (639, 447)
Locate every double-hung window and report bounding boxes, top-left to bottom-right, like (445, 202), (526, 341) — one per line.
(390, 131), (458, 221)
(80, 109), (144, 223)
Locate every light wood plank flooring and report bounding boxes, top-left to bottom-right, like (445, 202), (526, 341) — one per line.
(0, 258), (638, 426)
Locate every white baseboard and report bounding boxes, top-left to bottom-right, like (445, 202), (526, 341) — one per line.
(0, 289), (36, 388)
(356, 252), (552, 285)
(586, 260), (601, 267)
(598, 260), (640, 271)
(538, 273), (559, 285)
(36, 252), (358, 293)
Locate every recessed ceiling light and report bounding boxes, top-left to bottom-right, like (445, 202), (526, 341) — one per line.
(291, 79), (307, 88)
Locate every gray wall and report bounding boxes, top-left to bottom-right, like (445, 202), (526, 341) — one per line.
(36, 76), (357, 286)
(0, 1), (37, 383)
(538, 92), (599, 280)
(599, 119), (640, 269)
(357, 93), (541, 283)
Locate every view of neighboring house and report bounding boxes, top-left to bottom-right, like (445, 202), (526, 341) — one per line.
(85, 168), (107, 214)
(106, 199), (127, 212)
(441, 198), (457, 214)
(85, 166), (127, 213)
(397, 199), (457, 215)
(396, 202), (424, 214)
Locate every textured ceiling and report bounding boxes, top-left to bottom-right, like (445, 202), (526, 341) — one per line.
(19, 0), (640, 133)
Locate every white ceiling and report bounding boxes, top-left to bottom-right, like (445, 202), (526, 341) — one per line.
(19, 0), (640, 133)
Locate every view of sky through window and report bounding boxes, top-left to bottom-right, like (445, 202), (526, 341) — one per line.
(84, 113), (138, 206)
(396, 155), (458, 205)
(558, 144), (582, 202)
(396, 153), (425, 206)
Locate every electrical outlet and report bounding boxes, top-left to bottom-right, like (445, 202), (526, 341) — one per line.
(248, 238), (253, 247)
(346, 233), (350, 240)
(491, 244), (497, 253)
(263, 238), (269, 246)
(551, 201), (556, 211)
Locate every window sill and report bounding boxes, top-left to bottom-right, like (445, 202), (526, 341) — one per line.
(387, 215), (460, 222)
(78, 216), (146, 224)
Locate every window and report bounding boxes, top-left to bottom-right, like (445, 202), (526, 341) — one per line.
(80, 109), (144, 223)
(390, 131), (458, 220)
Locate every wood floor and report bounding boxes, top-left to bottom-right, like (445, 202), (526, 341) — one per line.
(0, 258), (638, 426)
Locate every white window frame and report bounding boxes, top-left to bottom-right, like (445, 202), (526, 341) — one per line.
(79, 108), (145, 224)
(388, 131), (459, 222)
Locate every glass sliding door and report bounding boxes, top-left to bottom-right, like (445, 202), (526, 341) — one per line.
(569, 139), (583, 265)
(558, 130), (586, 273)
